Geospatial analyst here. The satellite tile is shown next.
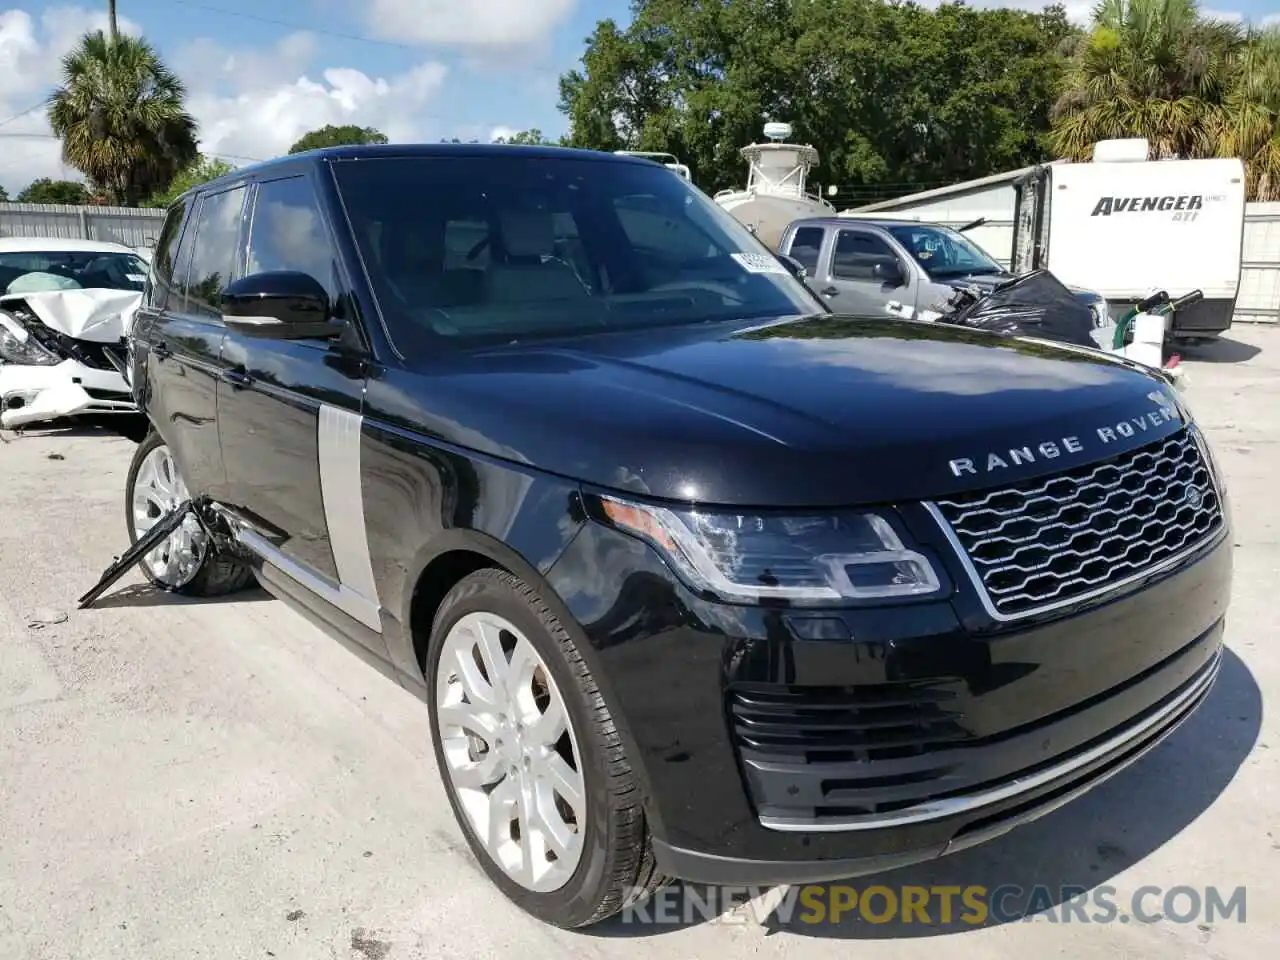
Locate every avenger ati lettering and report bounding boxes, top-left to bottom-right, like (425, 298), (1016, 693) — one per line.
(1091, 195), (1204, 216)
(948, 406), (1179, 478)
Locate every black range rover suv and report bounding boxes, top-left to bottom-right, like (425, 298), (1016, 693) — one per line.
(126, 144), (1232, 928)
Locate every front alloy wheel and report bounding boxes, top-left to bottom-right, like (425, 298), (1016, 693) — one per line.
(436, 610), (587, 892)
(426, 569), (668, 928)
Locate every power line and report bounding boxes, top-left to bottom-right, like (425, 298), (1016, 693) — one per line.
(0, 100), (48, 130)
(168, 0), (417, 51)
(0, 130), (262, 164)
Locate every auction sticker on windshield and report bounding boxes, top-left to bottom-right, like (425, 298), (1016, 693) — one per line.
(732, 252), (790, 275)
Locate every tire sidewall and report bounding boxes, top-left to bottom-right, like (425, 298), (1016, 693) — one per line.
(425, 571), (624, 927)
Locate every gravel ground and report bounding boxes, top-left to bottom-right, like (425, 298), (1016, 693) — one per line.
(0, 327), (1276, 959)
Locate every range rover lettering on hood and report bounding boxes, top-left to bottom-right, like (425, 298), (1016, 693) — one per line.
(948, 391), (1181, 478)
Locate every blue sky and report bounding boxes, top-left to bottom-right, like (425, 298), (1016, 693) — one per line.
(1, 0), (1277, 192)
(110, 0), (637, 141)
(0, 0), (635, 189)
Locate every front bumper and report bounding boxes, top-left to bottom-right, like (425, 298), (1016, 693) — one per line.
(0, 358), (136, 429)
(544, 512), (1232, 886)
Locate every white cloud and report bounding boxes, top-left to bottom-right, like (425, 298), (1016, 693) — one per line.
(488, 125), (517, 142)
(1262, 13), (1280, 26)
(0, 8), (450, 194)
(181, 32), (448, 163)
(1060, 1), (1098, 25)
(363, 0), (577, 47)
(174, 31), (320, 96)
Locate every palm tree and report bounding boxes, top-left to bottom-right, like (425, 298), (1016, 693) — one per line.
(1213, 26), (1280, 200)
(1049, 0), (1242, 160)
(47, 30), (198, 207)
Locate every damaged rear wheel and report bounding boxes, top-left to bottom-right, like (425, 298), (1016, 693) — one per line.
(125, 431), (254, 596)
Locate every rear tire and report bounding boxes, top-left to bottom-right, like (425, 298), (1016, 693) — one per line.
(426, 568), (668, 928)
(124, 430), (254, 596)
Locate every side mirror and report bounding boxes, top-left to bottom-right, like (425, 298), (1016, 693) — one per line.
(221, 271), (342, 340)
(776, 253), (808, 281)
(873, 258), (905, 287)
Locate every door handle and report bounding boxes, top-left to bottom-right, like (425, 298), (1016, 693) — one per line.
(820, 286), (839, 297)
(219, 367), (253, 389)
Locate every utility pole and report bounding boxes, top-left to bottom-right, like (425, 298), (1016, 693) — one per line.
(107, 0), (118, 42)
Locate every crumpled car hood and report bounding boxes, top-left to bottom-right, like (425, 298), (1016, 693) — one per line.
(0, 288), (140, 342)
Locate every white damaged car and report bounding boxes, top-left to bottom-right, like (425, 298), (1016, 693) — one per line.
(0, 238), (145, 429)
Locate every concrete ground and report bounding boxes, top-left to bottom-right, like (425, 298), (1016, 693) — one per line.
(0, 327), (1276, 959)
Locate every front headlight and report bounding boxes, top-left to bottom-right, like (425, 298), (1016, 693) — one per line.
(595, 495), (942, 603)
(0, 311), (61, 366)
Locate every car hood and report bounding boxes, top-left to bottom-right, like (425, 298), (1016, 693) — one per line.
(0, 288), (140, 342)
(398, 315), (1186, 508)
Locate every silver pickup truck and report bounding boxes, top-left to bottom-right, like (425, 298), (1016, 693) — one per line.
(778, 215), (1108, 327)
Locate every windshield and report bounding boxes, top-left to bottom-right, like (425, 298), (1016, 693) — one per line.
(332, 155), (821, 349)
(885, 224), (1003, 279)
(0, 250), (149, 296)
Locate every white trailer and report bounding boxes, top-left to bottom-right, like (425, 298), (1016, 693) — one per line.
(1009, 141), (1247, 341)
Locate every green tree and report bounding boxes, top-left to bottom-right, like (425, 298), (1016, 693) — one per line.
(16, 178), (91, 204)
(492, 127), (554, 144)
(0, 185), (9, 202)
(143, 155), (235, 208)
(288, 124), (389, 154)
(559, 1), (1077, 197)
(1214, 26), (1280, 200)
(1050, 0), (1242, 161)
(1051, 0), (1280, 199)
(47, 30), (198, 206)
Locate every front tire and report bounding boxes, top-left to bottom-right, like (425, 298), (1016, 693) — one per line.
(426, 568), (667, 928)
(124, 430), (253, 596)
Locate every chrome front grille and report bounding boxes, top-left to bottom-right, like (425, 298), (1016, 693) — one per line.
(931, 429), (1223, 619)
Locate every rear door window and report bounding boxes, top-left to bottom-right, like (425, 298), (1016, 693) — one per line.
(181, 184), (248, 319)
(146, 199), (189, 310)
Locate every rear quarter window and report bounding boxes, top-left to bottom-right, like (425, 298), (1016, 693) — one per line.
(147, 198), (189, 310)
